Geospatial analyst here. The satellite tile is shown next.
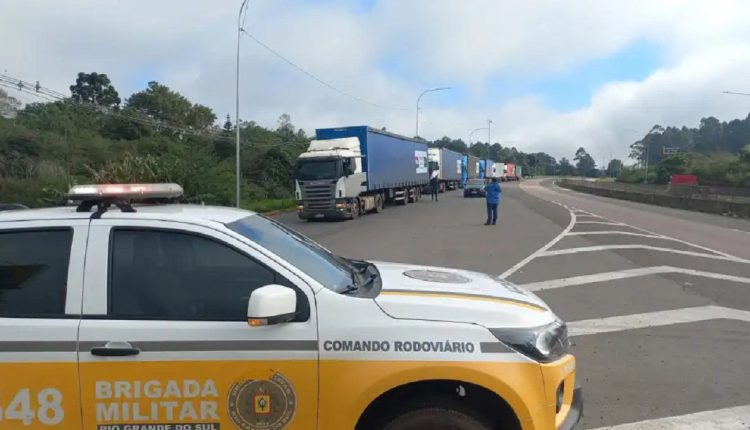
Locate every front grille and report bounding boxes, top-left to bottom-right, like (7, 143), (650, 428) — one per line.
(301, 182), (335, 211)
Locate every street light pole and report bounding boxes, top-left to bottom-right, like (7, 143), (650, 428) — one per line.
(415, 87), (451, 138)
(235, 0), (248, 208)
(469, 127), (488, 148)
(487, 119), (492, 146)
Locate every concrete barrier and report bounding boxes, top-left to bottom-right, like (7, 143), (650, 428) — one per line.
(558, 180), (750, 218)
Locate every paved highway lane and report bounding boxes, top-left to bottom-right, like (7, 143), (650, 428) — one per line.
(276, 180), (750, 429)
(275, 184), (569, 277)
(517, 179), (750, 429)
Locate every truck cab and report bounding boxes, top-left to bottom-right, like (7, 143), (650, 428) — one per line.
(295, 137), (366, 219)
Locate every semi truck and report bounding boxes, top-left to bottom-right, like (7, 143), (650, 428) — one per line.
(478, 160), (487, 179)
(295, 126), (429, 220)
(494, 162), (506, 181)
(428, 147), (462, 192)
(461, 154), (480, 187)
(505, 163), (516, 181)
(484, 160), (495, 180)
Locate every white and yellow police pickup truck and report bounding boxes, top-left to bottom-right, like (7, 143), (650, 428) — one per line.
(0, 183), (581, 430)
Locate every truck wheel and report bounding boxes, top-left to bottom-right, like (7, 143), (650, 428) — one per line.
(351, 199), (360, 219)
(373, 195), (383, 213)
(381, 404), (491, 430)
(404, 189), (411, 204)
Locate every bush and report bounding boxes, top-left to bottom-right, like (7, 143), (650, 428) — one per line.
(0, 175), (70, 207)
(245, 198), (296, 213)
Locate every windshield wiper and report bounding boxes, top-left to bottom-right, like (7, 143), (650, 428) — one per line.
(340, 284), (360, 295)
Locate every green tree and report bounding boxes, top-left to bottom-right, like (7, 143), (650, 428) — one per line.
(739, 144), (750, 165)
(70, 72), (121, 108)
(126, 81), (216, 130)
(574, 147), (597, 177)
(606, 159), (623, 177)
(431, 136), (468, 154)
(223, 114), (233, 134)
(558, 157), (575, 176)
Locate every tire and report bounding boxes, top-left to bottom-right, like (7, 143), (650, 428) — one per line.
(372, 195), (382, 213)
(381, 404), (491, 430)
(404, 189), (411, 204)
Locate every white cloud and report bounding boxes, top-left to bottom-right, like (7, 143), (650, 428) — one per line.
(2, 0), (750, 165)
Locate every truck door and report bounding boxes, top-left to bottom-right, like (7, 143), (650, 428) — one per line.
(0, 220), (88, 430)
(77, 220), (318, 430)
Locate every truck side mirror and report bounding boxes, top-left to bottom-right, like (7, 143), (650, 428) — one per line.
(343, 159), (355, 175)
(247, 285), (297, 327)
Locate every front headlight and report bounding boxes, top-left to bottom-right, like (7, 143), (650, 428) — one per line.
(489, 320), (569, 363)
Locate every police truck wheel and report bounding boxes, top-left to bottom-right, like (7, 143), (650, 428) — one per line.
(381, 406), (491, 430)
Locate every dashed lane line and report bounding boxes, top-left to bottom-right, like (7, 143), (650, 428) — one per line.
(538, 244), (749, 263)
(569, 305), (750, 337)
(588, 404), (750, 429)
(520, 265), (750, 291)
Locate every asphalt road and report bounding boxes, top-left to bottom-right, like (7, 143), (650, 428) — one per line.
(276, 179), (750, 429)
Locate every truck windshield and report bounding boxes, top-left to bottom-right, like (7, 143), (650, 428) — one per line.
(227, 214), (354, 293)
(296, 159), (340, 180)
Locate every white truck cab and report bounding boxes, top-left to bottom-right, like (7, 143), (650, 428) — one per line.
(0, 183), (581, 430)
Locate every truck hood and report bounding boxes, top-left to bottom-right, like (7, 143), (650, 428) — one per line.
(373, 262), (557, 328)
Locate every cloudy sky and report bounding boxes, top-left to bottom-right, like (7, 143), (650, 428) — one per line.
(3, 0), (750, 164)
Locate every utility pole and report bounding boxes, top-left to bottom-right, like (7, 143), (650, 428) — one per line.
(643, 141), (650, 184)
(235, 0), (248, 208)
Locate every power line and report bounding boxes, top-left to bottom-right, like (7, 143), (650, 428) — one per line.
(241, 29), (410, 111)
(1, 73), (320, 149)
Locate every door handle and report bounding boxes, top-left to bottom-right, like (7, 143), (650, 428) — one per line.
(90, 341), (140, 357)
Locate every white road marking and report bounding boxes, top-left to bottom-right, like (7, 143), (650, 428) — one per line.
(498, 207), (577, 279)
(527, 180), (744, 260)
(569, 305), (750, 337)
(588, 404), (750, 429)
(520, 265), (750, 291)
(539, 244), (748, 263)
(606, 221), (741, 260)
(574, 220), (626, 226)
(566, 231), (663, 239)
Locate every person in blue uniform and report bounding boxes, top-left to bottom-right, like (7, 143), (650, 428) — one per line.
(484, 178), (501, 225)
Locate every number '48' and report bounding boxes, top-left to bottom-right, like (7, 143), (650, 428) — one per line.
(0, 388), (64, 426)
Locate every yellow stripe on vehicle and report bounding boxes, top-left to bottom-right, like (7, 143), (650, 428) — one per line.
(379, 291), (547, 312)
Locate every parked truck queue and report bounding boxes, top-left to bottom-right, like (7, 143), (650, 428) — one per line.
(294, 126), (522, 221)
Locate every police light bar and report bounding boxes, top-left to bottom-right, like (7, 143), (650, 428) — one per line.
(67, 183), (183, 201)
